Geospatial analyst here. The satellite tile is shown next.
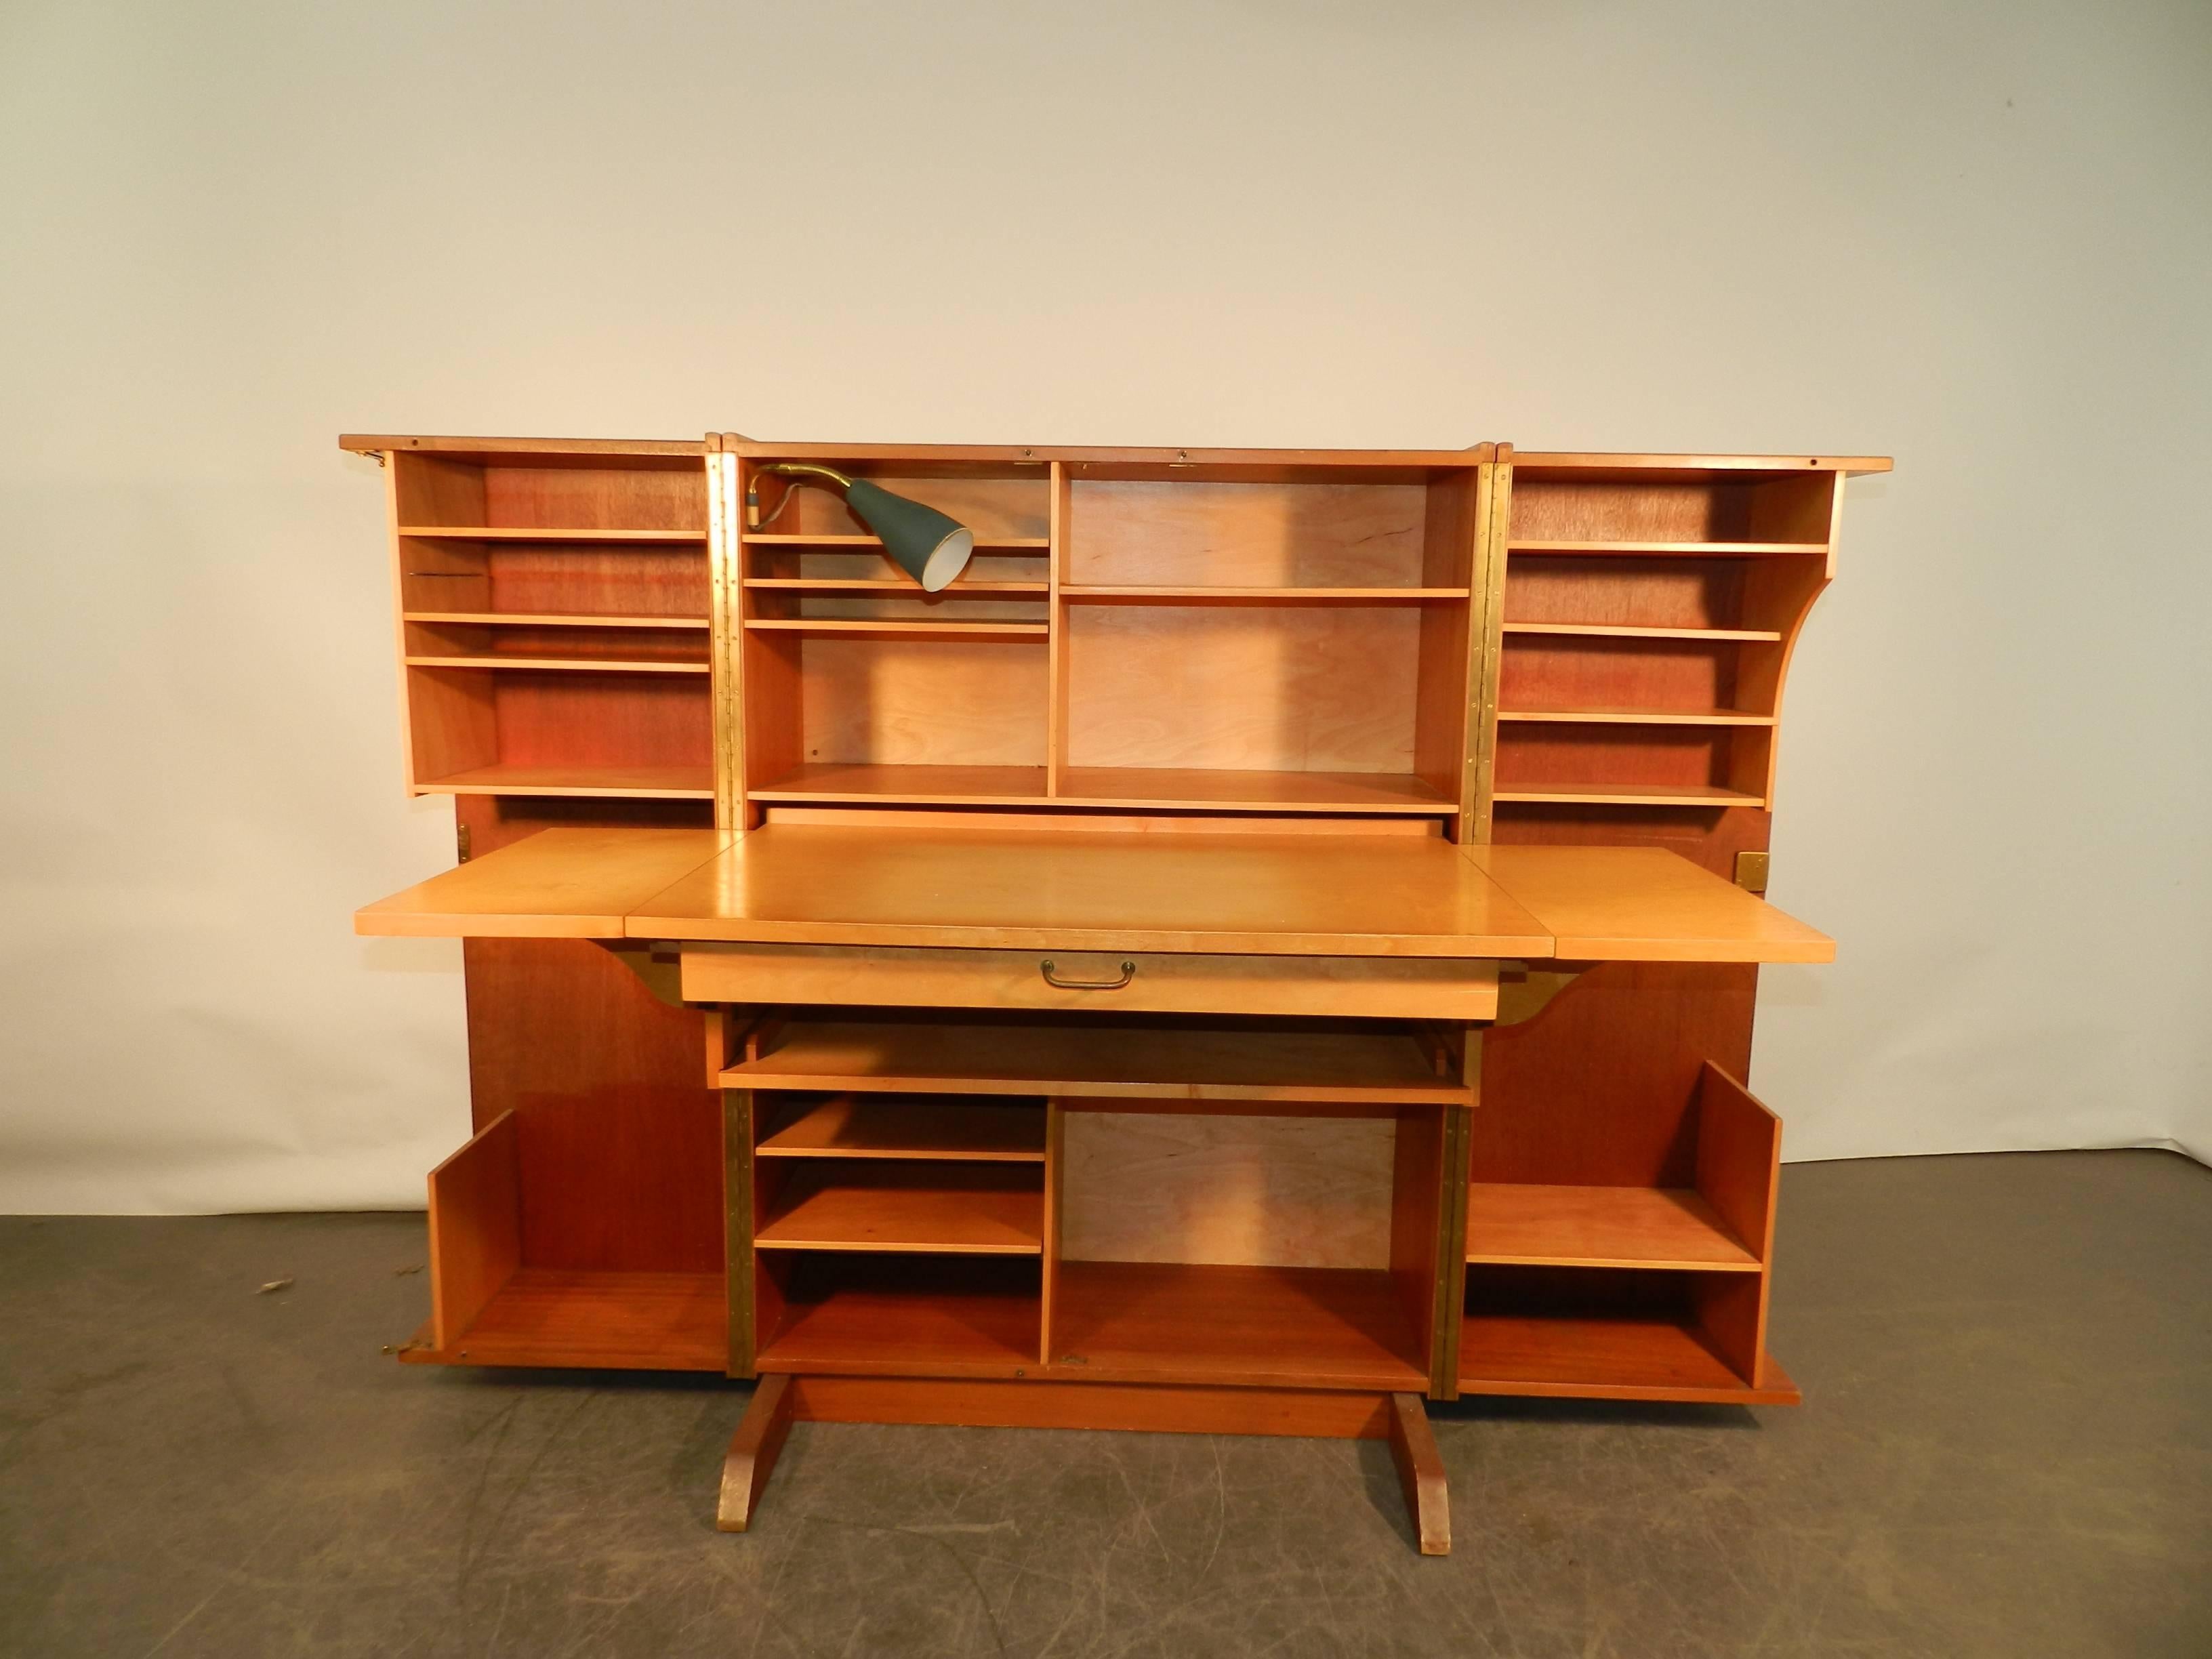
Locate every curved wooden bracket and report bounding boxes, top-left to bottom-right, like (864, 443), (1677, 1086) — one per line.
(597, 941), (687, 1007)
(1493, 961), (1593, 1027)
(1387, 1393), (1451, 1555)
(717, 1374), (796, 1532)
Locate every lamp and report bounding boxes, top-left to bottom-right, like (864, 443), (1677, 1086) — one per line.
(754, 464), (976, 592)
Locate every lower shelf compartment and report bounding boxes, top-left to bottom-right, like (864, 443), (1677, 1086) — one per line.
(754, 1254), (1041, 1378)
(755, 1162), (1045, 1254)
(1049, 1261), (1427, 1391)
(402, 1268), (726, 1372)
(1457, 1266), (1792, 1404)
(1466, 1182), (1759, 1271)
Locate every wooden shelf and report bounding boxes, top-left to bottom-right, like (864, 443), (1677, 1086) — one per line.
(757, 1097), (1046, 1162)
(748, 763), (1049, 805)
(1458, 1312), (1793, 1403)
(1496, 708), (1776, 727)
(1052, 766), (1453, 815)
(1502, 621), (1784, 642)
(1508, 539), (1825, 557)
(756, 1164), (1044, 1254)
(405, 654), (709, 674)
(743, 618), (1048, 638)
(398, 526), (705, 543)
(755, 1256), (1040, 1378)
(403, 611), (710, 629)
(1061, 586), (1468, 603)
(1466, 1184), (1759, 1271)
(1491, 783), (1765, 807)
(743, 577), (1048, 596)
(722, 1018), (1469, 1104)
(399, 1269), (724, 1372)
(1051, 1262), (1427, 1390)
(413, 762), (714, 800)
(743, 533), (1050, 551)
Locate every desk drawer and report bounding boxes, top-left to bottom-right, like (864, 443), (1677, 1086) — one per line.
(681, 944), (1496, 1020)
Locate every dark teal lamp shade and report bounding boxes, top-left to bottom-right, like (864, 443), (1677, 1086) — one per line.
(844, 480), (977, 592)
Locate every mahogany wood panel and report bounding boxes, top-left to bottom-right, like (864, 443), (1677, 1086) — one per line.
(786, 1376), (1394, 1439)
(457, 798), (723, 1276)
(1473, 960), (1756, 1188)
(424, 1110), (520, 1351)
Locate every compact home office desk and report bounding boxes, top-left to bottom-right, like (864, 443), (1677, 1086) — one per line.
(344, 434), (1887, 1554)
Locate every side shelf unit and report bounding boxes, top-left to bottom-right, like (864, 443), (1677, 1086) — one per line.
(722, 443), (1490, 830)
(1459, 1060), (1793, 1404)
(1483, 453), (1845, 823)
(375, 436), (716, 800)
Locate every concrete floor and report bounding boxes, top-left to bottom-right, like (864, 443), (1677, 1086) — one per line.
(1, 1151), (2206, 1658)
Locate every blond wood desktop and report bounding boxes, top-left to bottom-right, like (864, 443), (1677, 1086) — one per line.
(345, 434), (1887, 1555)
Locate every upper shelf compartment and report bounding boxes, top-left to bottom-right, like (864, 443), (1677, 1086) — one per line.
(1062, 461), (1480, 592)
(1507, 463), (1838, 557)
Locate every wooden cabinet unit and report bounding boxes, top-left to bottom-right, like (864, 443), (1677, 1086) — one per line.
(344, 432), (1889, 1555)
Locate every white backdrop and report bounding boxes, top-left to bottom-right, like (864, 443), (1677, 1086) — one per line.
(2, 0), (2206, 1213)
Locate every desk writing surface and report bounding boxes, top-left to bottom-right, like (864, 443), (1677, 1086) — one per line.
(354, 827), (733, 939)
(628, 825), (1553, 958)
(1462, 846), (1833, 963)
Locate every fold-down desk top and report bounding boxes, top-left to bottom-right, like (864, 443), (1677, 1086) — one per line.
(356, 825), (1832, 964)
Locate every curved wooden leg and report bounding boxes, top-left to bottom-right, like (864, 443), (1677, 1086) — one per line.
(1387, 1393), (1450, 1555)
(717, 1374), (796, 1532)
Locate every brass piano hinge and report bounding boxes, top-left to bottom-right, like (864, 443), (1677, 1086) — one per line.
(1735, 851), (1771, 893)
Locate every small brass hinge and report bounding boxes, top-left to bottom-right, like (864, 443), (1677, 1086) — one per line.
(456, 822), (472, 864)
(1735, 851), (1770, 893)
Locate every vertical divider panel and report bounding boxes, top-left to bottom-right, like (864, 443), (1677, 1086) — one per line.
(1041, 1097), (1066, 1364)
(724, 1087), (758, 1376)
(1692, 1060), (1782, 1384)
(426, 1109), (522, 1352)
(1414, 462), (1482, 840)
(1046, 463), (1071, 796)
(1467, 455), (1511, 841)
(706, 440), (745, 832)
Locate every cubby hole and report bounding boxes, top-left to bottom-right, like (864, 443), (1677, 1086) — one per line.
(753, 1253), (1044, 1376)
(1458, 1266), (1765, 1396)
(1508, 468), (1834, 549)
(394, 453), (707, 534)
(741, 630), (1049, 803)
(1063, 471), (1475, 591)
(1046, 1100), (1440, 1390)
(742, 463), (1051, 547)
(405, 665), (714, 798)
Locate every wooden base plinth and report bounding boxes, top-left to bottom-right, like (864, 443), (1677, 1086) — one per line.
(716, 1375), (1453, 1554)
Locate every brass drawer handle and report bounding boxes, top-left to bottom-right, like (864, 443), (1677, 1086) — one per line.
(1040, 958), (1136, 991)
